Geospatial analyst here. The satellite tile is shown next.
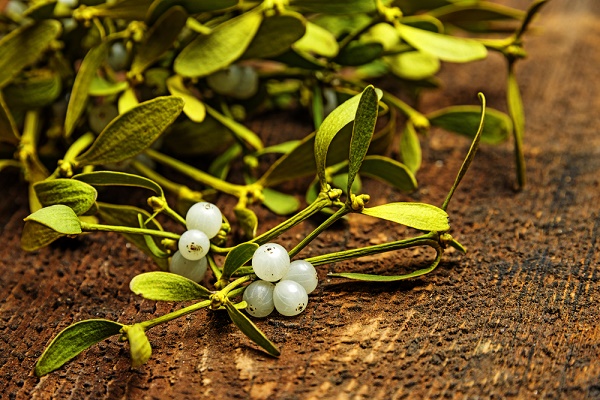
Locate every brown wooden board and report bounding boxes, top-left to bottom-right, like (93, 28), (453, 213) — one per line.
(1, 1), (599, 398)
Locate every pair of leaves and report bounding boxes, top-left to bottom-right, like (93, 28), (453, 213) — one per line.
(21, 205), (82, 251)
(314, 85), (381, 194)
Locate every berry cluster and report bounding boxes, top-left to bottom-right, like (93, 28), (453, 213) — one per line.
(170, 202), (223, 282)
(244, 243), (318, 317)
(171, 204), (318, 318)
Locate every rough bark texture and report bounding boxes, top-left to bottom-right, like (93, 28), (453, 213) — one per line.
(1, 1), (599, 399)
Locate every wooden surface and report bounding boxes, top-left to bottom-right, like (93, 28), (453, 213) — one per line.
(1, 1), (599, 398)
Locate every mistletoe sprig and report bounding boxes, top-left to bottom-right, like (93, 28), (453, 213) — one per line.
(31, 87), (485, 376)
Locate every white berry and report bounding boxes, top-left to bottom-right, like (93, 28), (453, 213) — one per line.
(185, 202), (222, 239)
(282, 260), (318, 294)
(273, 280), (308, 316)
(169, 251), (207, 283)
(178, 229), (210, 260)
(243, 280), (275, 318)
(251, 243), (290, 282)
(206, 65), (241, 95)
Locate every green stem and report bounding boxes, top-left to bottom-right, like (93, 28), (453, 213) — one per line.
(306, 232), (439, 266)
(132, 160), (189, 198)
(251, 193), (333, 245)
(379, 90), (430, 133)
(145, 148), (248, 197)
(288, 205), (350, 258)
(80, 222), (181, 240)
(50, 132), (96, 179)
(140, 300), (211, 330)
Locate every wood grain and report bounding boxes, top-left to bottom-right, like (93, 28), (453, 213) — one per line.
(1, 1), (599, 398)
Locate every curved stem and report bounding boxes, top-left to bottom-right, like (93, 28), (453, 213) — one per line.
(145, 148), (248, 197)
(306, 232), (438, 266)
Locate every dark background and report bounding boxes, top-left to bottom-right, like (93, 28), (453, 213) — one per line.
(1, 1), (599, 398)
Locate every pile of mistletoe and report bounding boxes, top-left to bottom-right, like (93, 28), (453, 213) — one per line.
(0, 0), (546, 376)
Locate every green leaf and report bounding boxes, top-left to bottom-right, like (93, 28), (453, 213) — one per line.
(65, 42), (109, 138)
(166, 75), (205, 123)
(74, 171), (164, 197)
(34, 179), (98, 215)
(130, 271), (211, 301)
(163, 115), (233, 156)
(272, 48), (327, 70)
(430, 2), (524, 24)
(75, 96), (184, 166)
(315, 87), (381, 192)
(234, 207), (258, 239)
(118, 87), (139, 114)
(347, 86), (378, 196)
(224, 301), (280, 356)
(146, 0), (238, 25)
(290, 0), (377, 14)
(21, 220), (66, 251)
(3, 69), (62, 109)
(122, 324), (152, 368)
(24, 204), (82, 234)
(174, 9), (262, 78)
(334, 42), (383, 66)
(97, 202), (168, 270)
(22, 1), (58, 20)
(293, 21), (338, 58)
(222, 242), (259, 280)
(361, 202), (450, 231)
(0, 20), (62, 89)
(359, 156), (417, 192)
(387, 51), (440, 80)
(88, 76), (129, 97)
(396, 24), (487, 63)
(35, 319), (124, 376)
(243, 12), (306, 59)
(0, 93), (19, 144)
(428, 105), (511, 145)
(400, 122), (422, 173)
(262, 188), (300, 215)
(130, 6), (188, 77)
(205, 105), (263, 151)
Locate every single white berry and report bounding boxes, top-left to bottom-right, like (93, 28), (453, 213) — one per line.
(185, 202), (222, 239)
(178, 229), (210, 261)
(251, 243), (290, 282)
(282, 260), (318, 294)
(206, 65), (242, 95)
(169, 251), (207, 283)
(273, 280), (308, 316)
(243, 280), (275, 318)
(233, 66), (258, 99)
